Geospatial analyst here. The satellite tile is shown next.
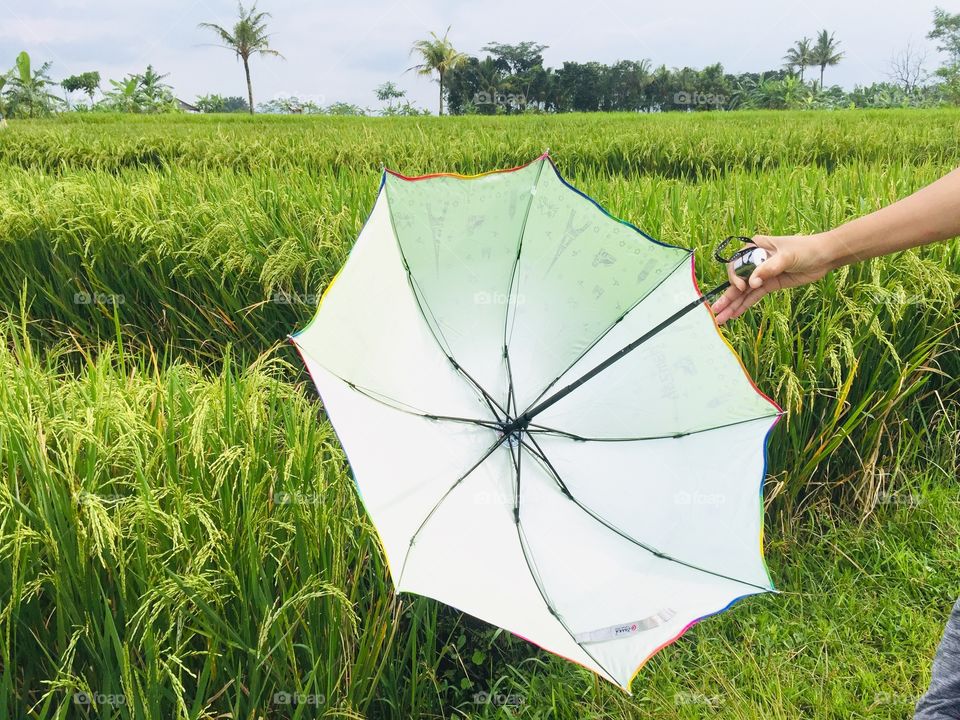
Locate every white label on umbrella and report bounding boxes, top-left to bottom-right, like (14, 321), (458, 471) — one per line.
(573, 608), (677, 644)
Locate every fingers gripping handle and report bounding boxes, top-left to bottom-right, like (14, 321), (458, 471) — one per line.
(714, 235), (768, 279)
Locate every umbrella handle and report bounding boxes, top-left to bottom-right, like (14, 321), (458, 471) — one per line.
(714, 236), (768, 279)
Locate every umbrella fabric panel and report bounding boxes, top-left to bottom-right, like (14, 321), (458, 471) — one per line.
(516, 446), (769, 688)
(505, 160), (691, 412)
(384, 160), (546, 410)
(532, 256), (780, 438)
(397, 443), (620, 685)
(527, 414), (776, 593)
(289, 156), (783, 692)
(292, 186), (490, 421)
(296, 360), (500, 587)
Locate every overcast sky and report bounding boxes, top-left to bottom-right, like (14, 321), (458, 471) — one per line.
(0, 0), (954, 111)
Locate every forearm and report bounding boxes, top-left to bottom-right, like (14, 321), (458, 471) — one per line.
(820, 167), (960, 270)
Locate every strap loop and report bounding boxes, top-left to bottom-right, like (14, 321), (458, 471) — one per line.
(714, 235), (756, 264)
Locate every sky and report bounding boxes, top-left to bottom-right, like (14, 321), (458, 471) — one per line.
(0, 0), (955, 111)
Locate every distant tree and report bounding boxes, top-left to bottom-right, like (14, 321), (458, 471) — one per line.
(257, 96), (324, 114)
(446, 56), (504, 114)
(482, 41), (547, 76)
(102, 76), (140, 112)
(811, 30), (843, 88)
(409, 27), (468, 115)
(374, 82), (426, 115)
(5, 51), (61, 118)
(888, 44), (928, 93)
(61, 71), (100, 103)
(375, 81), (405, 110)
(601, 59), (652, 111)
(928, 7), (960, 63)
(783, 38), (813, 82)
(325, 101), (367, 116)
(137, 66), (177, 111)
(199, 3), (283, 115)
(928, 7), (960, 103)
(480, 42), (548, 112)
(195, 94), (249, 112)
(555, 61), (605, 111)
(100, 66), (177, 113)
(0, 71), (9, 120)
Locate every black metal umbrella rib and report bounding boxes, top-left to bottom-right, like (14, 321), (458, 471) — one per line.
(508, 436), (619, 684)
(520, 433), (771, 593)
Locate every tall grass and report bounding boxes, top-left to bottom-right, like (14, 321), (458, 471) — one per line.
(0, 111), (958, 717)
(0, 155), (956, 516)
(2, 110), (959, 177)
(0, 324), (399, 717)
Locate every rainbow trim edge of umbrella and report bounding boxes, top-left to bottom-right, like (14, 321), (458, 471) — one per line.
(289, 152), (785, 694)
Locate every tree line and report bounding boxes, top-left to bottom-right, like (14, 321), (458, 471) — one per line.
(2, 4), (960, 119)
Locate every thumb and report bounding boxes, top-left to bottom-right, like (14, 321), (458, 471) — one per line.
(747, 237), (789, 289)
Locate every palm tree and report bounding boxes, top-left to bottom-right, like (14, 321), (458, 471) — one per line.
(811, 29), (844, 89)
(783, 37), (813, 82)
(199, 3), (283, 114)
(5, 51), (61, 118)
(409, 27), (468, 115)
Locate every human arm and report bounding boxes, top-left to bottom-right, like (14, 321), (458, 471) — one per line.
(711, 168), (960, 324)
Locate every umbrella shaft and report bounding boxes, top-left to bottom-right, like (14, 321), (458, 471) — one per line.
(502, 280), (731, 434)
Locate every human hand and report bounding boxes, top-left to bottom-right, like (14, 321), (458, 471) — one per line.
(711, 233), (834, 325)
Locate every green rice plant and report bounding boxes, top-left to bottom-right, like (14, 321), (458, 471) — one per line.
(2, 110), (959, 178)
(0, 152), (956, 518)
(0, 323), (400, 718)
(0, 110), (959, 715)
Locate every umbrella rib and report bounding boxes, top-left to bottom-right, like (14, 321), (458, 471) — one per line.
(509, 439), (619, 686)
(501, 156), (548, 411)
(502, 155), (547, 350)
(504, 347), (517, 418)
(397, 434), (510, 588)
(382, 185), (508, 422)
(293, 341), (501, 430)
(523, 252), (692, 412)
(406, 268), (508, 422)
(521, 433), (772, 594)
(505, 279), (732, 434)
(525, 412), (785, 442)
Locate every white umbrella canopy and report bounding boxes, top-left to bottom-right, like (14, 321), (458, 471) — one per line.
(290, 153), (782, 690)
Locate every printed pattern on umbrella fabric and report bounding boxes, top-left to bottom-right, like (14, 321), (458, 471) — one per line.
(290, 153), (782, 691)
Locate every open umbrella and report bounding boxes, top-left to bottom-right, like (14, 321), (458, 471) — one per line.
(290, 153), (782, 690)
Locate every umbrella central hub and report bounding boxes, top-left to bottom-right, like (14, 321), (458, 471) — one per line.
(499, 413), (531, 439)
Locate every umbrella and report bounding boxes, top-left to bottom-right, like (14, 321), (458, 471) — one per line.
(290, 153), (782, 690)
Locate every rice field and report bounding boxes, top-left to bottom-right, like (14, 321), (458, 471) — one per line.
(0, 110), (958, 718)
